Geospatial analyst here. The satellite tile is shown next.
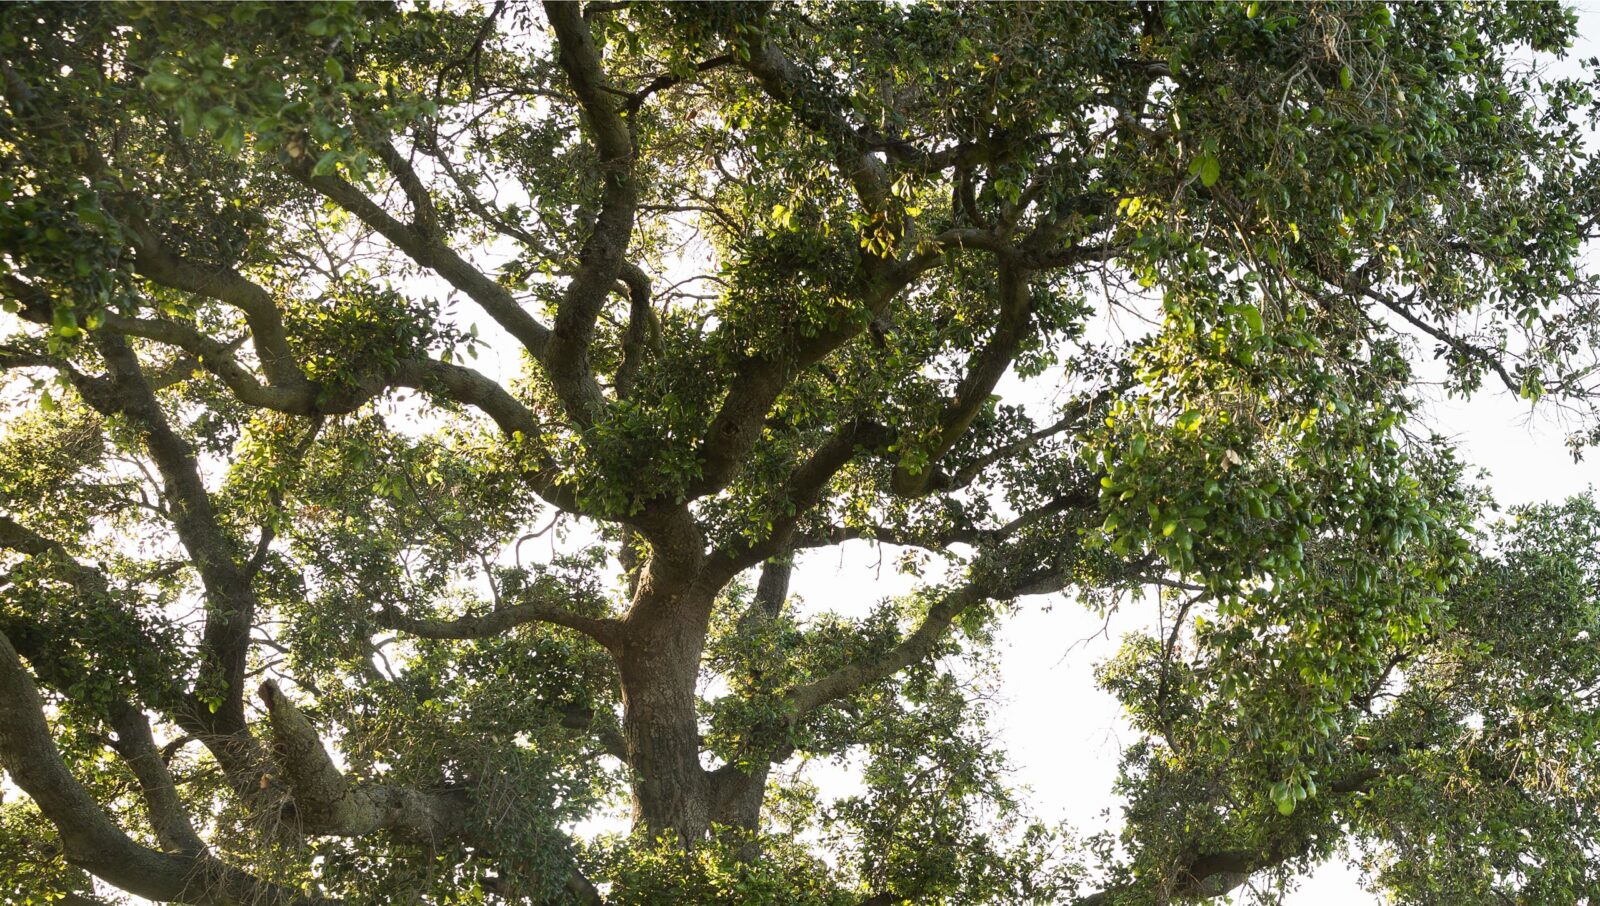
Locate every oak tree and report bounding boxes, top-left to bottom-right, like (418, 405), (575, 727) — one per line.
(2, 1), (1600, 903)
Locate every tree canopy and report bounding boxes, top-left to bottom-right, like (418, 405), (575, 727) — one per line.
(2, 1), (1600, 903)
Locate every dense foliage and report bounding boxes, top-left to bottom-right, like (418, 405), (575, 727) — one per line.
(1, 1), (1599, 903)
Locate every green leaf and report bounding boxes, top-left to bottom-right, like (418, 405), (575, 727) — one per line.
(141, 70), (184, 94)
(1242, 304), (1264, 335)
(311, 151), (340, 177)
(220, 122), (245, 157)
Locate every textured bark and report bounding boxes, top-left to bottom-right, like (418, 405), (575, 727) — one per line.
(709, 764), (770, 832)
(259, 681), (467, 843)
(618, 586), (717, 839)
(107, 703), (207, 856)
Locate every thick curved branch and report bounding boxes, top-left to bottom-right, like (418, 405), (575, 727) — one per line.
(107, 703), (207, 856)
(126, 225), (307, 392)
(374, 593), (622, 650)
(97, 310), (335, 413)
(686, 14), (984, 501)
(4, 274), (345, 415)
(541, 1), (640, 424)
(737, 20), (890, 208)
(0, 81), (305, 398)
(785, 563), (1060, 719)
(14, 284), (582, 524)
(0, 629), (331, 906)
(388, 357), (587, 515)
(73, 336), (258, 740)
(892, 261), (1033, 496)
(750, 556), (791, 622)
(260, 681), (606, 900)
(370, 135), (441, 240)
(689, 259), (928, 500)
(258, 681), (467, 842)
(614, 262), (655, 400)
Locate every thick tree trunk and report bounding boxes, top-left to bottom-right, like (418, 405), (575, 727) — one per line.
(617, 587), (716, 840)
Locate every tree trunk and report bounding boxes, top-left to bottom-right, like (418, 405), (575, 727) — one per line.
(617, 588), (716, 840)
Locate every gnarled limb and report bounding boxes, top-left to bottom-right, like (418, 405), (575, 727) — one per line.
(0, 629), (334, 906)
(258, 681), (468, 843)
(374, 593), (623, 649)
(542, 0), (638, 425)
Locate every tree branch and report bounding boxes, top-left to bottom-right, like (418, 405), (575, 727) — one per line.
(891, 261), (1034, 496)
(702, 418), (894, 583)
(106, 703), (207, 856)
(541, 0), (639, 424)
(0, 628), (333, 906)
(290, 165), (555, 363)
(624, 55), (735, 113)
(374, 591), (622, 650)
(258, 681), (468, 843)
(125, 222), (308, 392)
(369, 135), (441, 240)
(946, 387), (1121, 490)
(73, 335), (258, 740)
(736, 20), (890, 208)
(388, 357), (587, 515)
(785, 563), (1061, 719)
